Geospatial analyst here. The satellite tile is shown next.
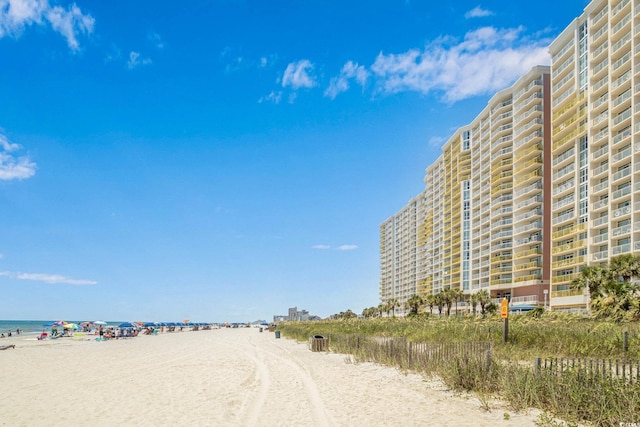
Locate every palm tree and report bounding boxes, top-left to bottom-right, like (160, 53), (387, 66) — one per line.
(469, 292), (479, 316)
(440, 289), (455, 316)
(362, 307), (377, 318)
(434, 293), (445, 316)
(572, 258), (640, 319)
(377, 303), (386, 318)
(343, 309), (357, 319)
(387, 298), (400, 317)
(405, 294), (424, 316)
(476, 289), (491, 317)
(609, 253), (640, 283)
(571, 265), (612, 300)
(425, 294), (436, 315)
(449, 288), (464, 315)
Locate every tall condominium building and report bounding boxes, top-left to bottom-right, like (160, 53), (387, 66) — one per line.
(549, 0), (640, 311)
(379, 195), (421, 315)
(380, 66), (552, 313)
(381, 0), (640, 315)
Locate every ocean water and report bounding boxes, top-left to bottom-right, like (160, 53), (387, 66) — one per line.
(0, 320), (121, 336)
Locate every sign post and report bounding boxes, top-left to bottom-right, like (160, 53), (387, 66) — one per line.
(501, 298), (509, 343)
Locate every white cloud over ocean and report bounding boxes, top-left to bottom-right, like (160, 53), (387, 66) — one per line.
(0, 271), (97, 285)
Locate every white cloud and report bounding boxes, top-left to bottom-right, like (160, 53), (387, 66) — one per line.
(428, 136), (446, 149)
(258, 90), (282, 104)
(370, 26), (550, 103)
(465, 6), (494, 19)
(0, 133), (36, 180)
(0, 0), (94, 51)
(0, 271), (97, 285)
(103, 43), (121, 63)
(224, 56), (244, 73)
(312, 245), (331, 250)
(282, 59), (317, 89)
(45, 3), (93, 50)
(336, 245), (358, 251)
(258, 54), (277, 69)
(324, 61), (369, 99)
(0, 133), (20, 152)
(127, 51), (152, 69)
(148, 31), (164, 49)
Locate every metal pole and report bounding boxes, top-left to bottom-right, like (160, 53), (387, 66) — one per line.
(503, 316), (509, 343)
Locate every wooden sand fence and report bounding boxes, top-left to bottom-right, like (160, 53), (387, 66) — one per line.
(534, 357), (640, 383)
(325, 334), (492, 373)
(317, 333), (640, 386)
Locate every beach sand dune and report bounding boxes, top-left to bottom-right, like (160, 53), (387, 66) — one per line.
(0, 328), (539, 426)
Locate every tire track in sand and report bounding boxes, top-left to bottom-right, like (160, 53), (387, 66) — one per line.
(255, 337), (338, 427)
(238, 336), (272, 426)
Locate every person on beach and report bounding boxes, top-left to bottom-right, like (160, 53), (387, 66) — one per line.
(0, 333), (4, 338)
(98, 325), (104, 339)
(7, 331), (11, 337)
(52, 325), (58, 336)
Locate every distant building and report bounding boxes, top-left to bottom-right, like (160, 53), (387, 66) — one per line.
(288, 306), (310, 321)
(274, 306), (318, 321)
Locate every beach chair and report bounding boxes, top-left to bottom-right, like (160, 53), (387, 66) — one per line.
(38, 332), (48, 340)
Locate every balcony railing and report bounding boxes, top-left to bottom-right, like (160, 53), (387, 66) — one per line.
(510, 295), (540, 305)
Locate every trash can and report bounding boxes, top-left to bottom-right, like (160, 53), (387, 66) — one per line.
(259, 327), (263, 332)
(275, 331), (281, 339)
(309, 335), (329, 352)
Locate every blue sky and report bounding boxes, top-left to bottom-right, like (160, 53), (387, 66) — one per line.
(0, 0), (590, 322)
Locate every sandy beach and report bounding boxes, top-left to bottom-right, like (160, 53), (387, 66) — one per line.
(0, 328), (540, 426)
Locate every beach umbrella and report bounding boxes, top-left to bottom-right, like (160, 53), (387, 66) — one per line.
(43, 322), (54, 327)
(94, 321), (107, 325)
(64, 323), (80, 330)
(142, 322), (156, 328)
(118, 322), (135, 329)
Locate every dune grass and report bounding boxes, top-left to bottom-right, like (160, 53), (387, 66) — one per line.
(277, 313), (640, 426)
